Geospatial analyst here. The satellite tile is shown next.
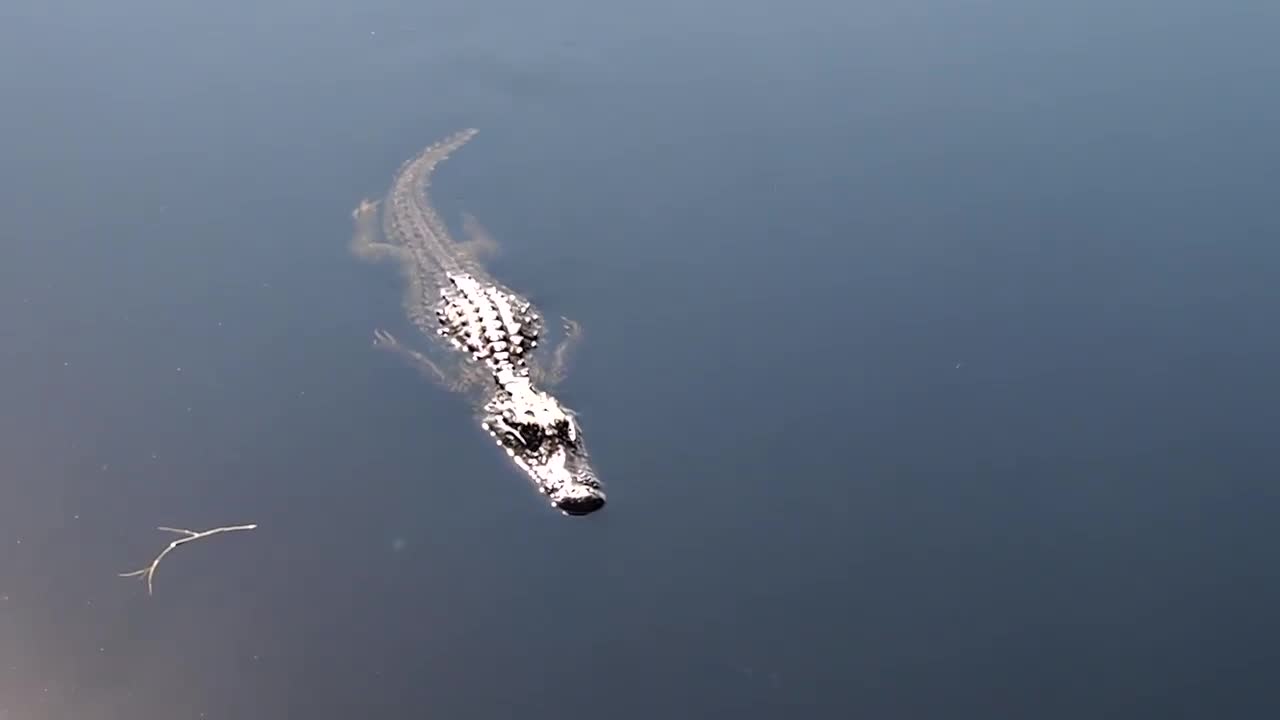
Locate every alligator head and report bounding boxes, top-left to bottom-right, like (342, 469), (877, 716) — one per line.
(483, 388), (606, 515)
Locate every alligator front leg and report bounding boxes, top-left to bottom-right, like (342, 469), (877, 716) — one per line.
(371, 329), (468, 391)
(452, 361), (494, 393)
(534, 317), (582, 388)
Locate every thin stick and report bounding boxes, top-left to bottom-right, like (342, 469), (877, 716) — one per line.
(119, 524), (257, 595)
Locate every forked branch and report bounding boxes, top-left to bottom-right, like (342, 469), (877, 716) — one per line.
(120, 524), (257, 595)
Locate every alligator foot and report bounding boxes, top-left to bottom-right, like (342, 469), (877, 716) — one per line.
(371, 329), (467, 391)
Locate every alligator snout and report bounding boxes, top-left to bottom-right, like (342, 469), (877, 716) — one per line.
(555, 492), (607, 516)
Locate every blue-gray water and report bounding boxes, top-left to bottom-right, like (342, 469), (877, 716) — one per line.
(2, 1), (1278, 718)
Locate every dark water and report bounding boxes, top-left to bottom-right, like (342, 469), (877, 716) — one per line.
(2, 1), (1278, 718)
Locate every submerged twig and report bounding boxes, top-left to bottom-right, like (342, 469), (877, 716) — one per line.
(120, 524), (257, 595)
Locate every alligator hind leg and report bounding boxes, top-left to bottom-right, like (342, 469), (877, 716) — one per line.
(351, 199), (408, 263)
(371, 329), (468, 391)
(353, 239), (408, 263)
(458, 212), (501, 262)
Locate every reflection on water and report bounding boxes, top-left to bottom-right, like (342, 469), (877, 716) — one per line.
(2, 0), (1279, 718)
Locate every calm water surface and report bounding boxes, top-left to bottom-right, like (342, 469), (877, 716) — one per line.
(1, 1), (1278, 718)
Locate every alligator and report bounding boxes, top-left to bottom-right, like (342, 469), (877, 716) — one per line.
(351, 129), (605, 516)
